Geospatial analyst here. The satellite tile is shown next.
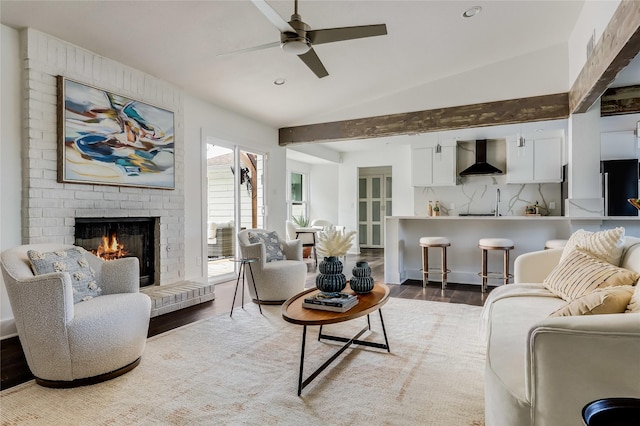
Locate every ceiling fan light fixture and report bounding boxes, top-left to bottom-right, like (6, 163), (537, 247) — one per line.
(462, 6), (482, 18)
(281, 38), (311, 55)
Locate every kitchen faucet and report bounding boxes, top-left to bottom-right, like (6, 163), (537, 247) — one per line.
(495, 188), (500, 217)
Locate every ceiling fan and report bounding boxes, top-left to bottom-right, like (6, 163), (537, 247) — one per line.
(220, 0), (387, 78)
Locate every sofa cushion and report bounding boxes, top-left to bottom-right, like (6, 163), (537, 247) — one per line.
(28, 247), (101, 303)
(626, 284), (640, 313)
(248, 231), (286, 262)
(560, 227), (625, 266)
(544, 249), (640, 301)
(549, 286), (635, 317)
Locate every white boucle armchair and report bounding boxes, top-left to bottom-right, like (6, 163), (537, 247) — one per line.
(237, 229), (307, 304)
(1, 243), (151, 387)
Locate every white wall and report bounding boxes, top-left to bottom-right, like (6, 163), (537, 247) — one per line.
(1, 25), (23, 337)
(309, 163), (340, 225)
(568, 1), (620, 87)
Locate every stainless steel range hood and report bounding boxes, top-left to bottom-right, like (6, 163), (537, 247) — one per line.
(459, 139), (503, 176)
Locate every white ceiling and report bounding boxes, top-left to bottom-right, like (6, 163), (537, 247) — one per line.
(2, 0), (639, 162)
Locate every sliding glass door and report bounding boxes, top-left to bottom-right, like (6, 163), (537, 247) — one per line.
(206, 142), (265, 281)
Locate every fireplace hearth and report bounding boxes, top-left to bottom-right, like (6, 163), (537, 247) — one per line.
(75, 217), (159, 287)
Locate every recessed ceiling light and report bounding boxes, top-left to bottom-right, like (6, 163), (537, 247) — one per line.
(274, 78), (286, 86)
(462, 6), (482, 18)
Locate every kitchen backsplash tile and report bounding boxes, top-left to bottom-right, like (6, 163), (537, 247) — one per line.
(414, 177), (561, 216)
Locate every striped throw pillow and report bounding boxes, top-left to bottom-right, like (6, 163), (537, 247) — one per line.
(544, 248), (640, 301)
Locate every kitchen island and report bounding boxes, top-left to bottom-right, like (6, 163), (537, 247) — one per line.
(384, 215), (640, 286)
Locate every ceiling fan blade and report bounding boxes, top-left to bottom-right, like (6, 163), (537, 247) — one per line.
(308, 24), (387, 45)
(251, 0), (296, 34)
(217, 41), (281, 58)
(298, 48), (329, 78)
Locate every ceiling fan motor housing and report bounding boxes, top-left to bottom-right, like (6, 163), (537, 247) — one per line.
(280, 15), (311, 55)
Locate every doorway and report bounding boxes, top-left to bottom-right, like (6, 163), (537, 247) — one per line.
(358, 166), (392, 248)
(206, 142), (265, 281)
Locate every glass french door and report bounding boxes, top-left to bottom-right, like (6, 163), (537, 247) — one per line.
(358, 167), (392, 248)
(206, 142), (265, 281)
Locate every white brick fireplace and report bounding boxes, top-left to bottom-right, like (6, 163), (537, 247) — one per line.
(20, 28), (185, 286)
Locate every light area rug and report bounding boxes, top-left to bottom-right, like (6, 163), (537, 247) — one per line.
(1, 298), (486, 426)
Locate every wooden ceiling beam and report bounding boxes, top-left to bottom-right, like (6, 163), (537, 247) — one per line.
(569, 0), (640, 113)
(279, 93), (569, 145)
(279, 1), (640, 146)
(600, 84), (640, 116)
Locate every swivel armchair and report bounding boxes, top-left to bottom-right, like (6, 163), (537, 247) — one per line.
(1, 243), (151, 387)
(237, 229), (307, 304)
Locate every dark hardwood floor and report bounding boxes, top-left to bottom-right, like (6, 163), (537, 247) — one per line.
(1, 249), (489, 390)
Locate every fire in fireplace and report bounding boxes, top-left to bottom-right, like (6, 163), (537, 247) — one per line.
(75, 217), (158, 287)
(93, 233), (129, 260)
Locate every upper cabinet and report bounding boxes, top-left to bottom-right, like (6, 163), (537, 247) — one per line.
(601, 130), (638, 160)
(506, 134), (563, 183)
(411, 140), (457, 187)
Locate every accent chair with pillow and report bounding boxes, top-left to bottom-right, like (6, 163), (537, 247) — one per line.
(481, 228), (640, 426)
(1, 243), (151, 388)
(237, 229), (307, 304)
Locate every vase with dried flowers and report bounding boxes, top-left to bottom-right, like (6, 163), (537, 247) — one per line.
(315, 227), (356, 294)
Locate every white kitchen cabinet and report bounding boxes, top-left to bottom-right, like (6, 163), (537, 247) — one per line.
(601, 130), (638, 160)
(507, 135), (562, 183)
(411, 142), (457, 187)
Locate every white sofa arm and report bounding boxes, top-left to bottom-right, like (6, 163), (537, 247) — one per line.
(514, 248), (563, 284)
(525, 314), (640, 425)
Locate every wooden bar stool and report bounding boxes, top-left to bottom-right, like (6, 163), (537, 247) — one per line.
(478, 238), (514, 292)
(544, 239), (567, 250)
(419, 237), (451, 291)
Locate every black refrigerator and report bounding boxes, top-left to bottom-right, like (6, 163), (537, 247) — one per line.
(601, 159), (639, 216)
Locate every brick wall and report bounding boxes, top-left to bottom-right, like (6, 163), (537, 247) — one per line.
(20, 28), (185, 285)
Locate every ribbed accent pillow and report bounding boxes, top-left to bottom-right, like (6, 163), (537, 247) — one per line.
(544, 248), (640, 301)
(626, 284), (640, 313)
(549, 286), (635, 317)
(560, 227), (625, 266)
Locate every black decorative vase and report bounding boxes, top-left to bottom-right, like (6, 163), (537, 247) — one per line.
(350, 261), (374, 294)
(316, 256), (347, 294)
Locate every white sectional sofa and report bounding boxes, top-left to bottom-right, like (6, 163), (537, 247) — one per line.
(482, 233), (640, 426)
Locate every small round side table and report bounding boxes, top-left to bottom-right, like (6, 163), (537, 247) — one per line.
(230, 257), (261, 317)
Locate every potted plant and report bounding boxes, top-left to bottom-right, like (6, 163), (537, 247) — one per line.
(291, 215), (310, 227)
(292, 215), (312, 257)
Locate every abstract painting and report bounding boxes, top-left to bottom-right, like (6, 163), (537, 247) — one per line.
(57, 77), (175, 189)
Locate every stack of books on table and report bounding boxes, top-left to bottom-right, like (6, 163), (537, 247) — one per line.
(302, 292), (359, 312)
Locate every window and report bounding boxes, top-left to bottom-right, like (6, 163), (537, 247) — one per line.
(288, 171), (308, 219)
